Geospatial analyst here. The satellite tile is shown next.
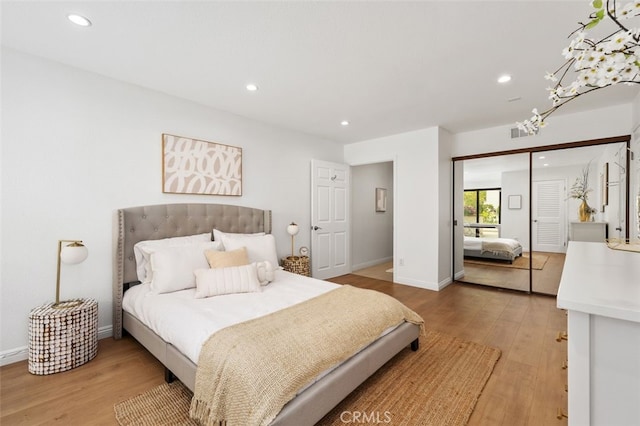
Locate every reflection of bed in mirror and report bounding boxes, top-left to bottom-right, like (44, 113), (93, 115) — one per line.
(464, 236), (523, 263)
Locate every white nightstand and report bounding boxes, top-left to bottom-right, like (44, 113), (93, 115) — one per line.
(28, 298), (98, 375)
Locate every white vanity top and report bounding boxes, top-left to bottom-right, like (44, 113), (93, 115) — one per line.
(557, 242), (640, 323)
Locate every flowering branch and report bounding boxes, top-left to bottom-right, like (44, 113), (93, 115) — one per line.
(517, 0), (640, 135)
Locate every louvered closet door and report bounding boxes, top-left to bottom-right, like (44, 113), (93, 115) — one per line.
(532, 180), (566, 253)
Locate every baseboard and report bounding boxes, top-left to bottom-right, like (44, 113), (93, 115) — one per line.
(438, 277), (452, 290)
(0, 325), (114, 367)
(454, 270), (465, 280)
(0, 346), (28, 366)
(352, 256), (393, 272)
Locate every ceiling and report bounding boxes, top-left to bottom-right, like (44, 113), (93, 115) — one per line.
(2, 1), (638, 144)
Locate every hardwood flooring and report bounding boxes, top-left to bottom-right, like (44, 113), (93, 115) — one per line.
(462, 251), (566, 295)
(0, 277), (567, 426)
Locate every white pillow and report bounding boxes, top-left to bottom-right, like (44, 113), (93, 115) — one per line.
(220, 234), (280, 267)
(133, 233), (212, 282)
(148, 242), (219, 294)
(255, 261), (275, 286)
(194, 264), (262, 298)
(212, 229), (265, 245)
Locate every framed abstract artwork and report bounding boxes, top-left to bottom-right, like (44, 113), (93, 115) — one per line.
(162, 134), (242, 196)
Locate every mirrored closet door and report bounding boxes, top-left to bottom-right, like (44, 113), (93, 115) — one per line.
(454, 136), (631, 296)
(453, 153), (531, 292)
(531, 142), (628, 294)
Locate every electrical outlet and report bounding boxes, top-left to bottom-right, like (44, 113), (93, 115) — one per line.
(399, 258), (404, 266)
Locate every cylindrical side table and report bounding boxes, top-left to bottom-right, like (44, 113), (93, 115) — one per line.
(28, 298), (98, 375)
(282, 256), (310, 277)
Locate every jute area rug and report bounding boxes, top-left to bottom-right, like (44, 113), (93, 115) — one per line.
(114, 330), (500, 426)
(465, 252), (548, 270)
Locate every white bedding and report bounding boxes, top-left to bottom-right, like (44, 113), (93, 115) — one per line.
(123, 269), (339, 364)
(464, 236), (521, 252)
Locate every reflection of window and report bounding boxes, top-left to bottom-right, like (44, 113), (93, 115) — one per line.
(464, 188), (501, 238)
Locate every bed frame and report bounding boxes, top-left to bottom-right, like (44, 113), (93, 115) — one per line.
(113, 203), (420, 426)
(464, 246), (523, 263)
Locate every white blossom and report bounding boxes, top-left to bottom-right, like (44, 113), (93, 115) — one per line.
(517, 0), (638, 135)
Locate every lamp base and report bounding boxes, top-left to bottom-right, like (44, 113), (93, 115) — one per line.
(52, 299), (83, 309)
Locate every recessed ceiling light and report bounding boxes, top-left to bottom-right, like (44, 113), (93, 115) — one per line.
(543, 163), (550, 167)
(246, 84), (258, 92)
(340, 120), (350, 126)
(539, 155), (546, 159)
(67, 14), (92, 27)
(497, 74), (512, 84)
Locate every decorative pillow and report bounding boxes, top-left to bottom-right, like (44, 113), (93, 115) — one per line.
(133, 233), (212, 282)
(220, 234), (280, 267)
(255, 261), (275, 286)
(194, 264), (262, 298)
(204, 247), (250, 269)
(212, 229), (265, 244)
(148, 242), (218, 294)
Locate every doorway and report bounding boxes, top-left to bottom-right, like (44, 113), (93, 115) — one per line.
(350, 161), (394, 283)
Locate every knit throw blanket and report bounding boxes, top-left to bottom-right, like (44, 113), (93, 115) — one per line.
(189, 285), (424, 426)
(481, 239), (520, 256)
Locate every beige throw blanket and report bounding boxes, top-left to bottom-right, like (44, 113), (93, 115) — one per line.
(190, 285), (424, 426)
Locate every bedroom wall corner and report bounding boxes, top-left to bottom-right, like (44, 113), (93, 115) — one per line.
(344, 127), (447, 291)
(0, 47), (344, 360)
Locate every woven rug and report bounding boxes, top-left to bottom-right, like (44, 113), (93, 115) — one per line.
(465, 252), (548, 270)
(114, 330), (500, 426)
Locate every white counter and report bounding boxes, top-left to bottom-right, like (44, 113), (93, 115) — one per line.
(557, 242), (640, 426)
(557, 241), (640, 322)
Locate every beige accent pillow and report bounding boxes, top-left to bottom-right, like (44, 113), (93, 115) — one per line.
(204, 247), (249, 269)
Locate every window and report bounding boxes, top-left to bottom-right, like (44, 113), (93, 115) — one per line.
(463, 188), (501, 238)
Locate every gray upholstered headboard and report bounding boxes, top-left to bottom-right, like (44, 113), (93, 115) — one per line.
(112, 203), (272, 339)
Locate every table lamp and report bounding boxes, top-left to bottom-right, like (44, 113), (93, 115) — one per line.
(55, 240), (88, 308)
(286, 222), (299, 257)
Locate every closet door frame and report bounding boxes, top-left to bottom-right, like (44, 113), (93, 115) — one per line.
(452, 135), (631, 293)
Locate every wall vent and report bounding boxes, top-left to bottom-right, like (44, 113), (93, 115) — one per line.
(510, 126), (539, 139)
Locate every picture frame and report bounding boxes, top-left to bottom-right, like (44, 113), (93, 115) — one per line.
(508, 194), (522, 210)
(601, 162), (608, 212)
(375, 188), (387, 212)
(162, 133), (242, 196)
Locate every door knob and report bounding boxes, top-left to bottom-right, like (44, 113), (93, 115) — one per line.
(312, 226), (322, 231)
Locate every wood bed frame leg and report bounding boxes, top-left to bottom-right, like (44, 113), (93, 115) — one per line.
(411, 338), (419, 351)
(165, 368), (175, 383)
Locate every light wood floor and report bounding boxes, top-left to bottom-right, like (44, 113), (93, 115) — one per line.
(0, 277), (567, 426)
(462, 252), (566, 295)
(353, 261), (394, 282)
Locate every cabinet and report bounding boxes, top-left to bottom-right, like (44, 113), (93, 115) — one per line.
(569, 221), (607, 242)
(557, 242), (640, 425)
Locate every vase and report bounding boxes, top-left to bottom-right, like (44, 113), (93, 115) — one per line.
(579, 200), (591, 222)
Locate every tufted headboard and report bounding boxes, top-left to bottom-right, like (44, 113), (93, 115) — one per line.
(112, 203), (272, 339)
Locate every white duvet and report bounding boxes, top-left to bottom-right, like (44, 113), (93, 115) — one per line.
(122, 270), (339, 364)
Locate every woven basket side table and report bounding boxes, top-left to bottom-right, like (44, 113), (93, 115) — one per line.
(282, 256), (310, 277)
(28, 298), (98, 375)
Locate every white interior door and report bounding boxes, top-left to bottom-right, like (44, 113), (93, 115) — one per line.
(532, 179), (566, 253)
(311, 159), (350, 279)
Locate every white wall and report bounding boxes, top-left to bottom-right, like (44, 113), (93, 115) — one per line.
(452, 104), (633, 157)
(0, 48), (343, 361)
(501, 169), (530, 249)
(344, 127), (451, 291)
(351, 162), (393, 270)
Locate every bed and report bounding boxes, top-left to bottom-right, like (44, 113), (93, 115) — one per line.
(463, 236), (523, 263)
(112, 203), (422, 426)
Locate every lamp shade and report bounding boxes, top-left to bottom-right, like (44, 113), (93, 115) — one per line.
(287, 223), (299, 236)
(60, 242), (88, 264)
